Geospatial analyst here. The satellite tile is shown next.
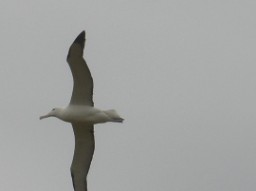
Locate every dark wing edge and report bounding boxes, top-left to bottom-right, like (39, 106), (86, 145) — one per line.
(67, 31), (85, 60)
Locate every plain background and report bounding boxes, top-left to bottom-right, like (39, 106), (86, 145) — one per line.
(0, 1), (256, 190)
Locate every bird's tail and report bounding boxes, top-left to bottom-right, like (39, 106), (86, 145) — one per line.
(104, 109), (124, 123)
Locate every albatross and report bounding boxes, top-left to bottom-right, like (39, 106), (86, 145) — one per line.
(40, 31), (123, 191)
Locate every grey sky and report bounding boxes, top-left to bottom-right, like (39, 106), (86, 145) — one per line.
(0, 0), (256, 190)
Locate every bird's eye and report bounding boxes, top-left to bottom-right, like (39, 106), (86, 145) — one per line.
(52, 108), (56, 111)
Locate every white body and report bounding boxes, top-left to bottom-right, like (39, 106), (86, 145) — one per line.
(40, 105), (123, 124)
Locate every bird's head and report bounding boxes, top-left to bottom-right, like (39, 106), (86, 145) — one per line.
(40, 108), (63, 120)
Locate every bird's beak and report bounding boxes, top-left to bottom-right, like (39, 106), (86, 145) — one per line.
(39, 114), (51, 120)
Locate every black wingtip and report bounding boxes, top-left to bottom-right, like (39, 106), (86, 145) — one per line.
(73, 30), (85, 49)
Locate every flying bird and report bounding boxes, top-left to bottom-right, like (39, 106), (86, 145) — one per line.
(40, 31), (123, 191)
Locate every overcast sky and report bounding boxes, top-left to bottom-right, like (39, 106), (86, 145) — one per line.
(0, 1), (256, 191)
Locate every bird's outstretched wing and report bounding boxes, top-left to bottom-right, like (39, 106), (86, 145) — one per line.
(67, 31), (95, 190)
(67, 31), (94, 106)
(71, 123), (94, 191)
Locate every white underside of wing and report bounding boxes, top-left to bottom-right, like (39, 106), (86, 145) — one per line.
(71, 123), (94, 191)
(67, 39), (94, 106)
